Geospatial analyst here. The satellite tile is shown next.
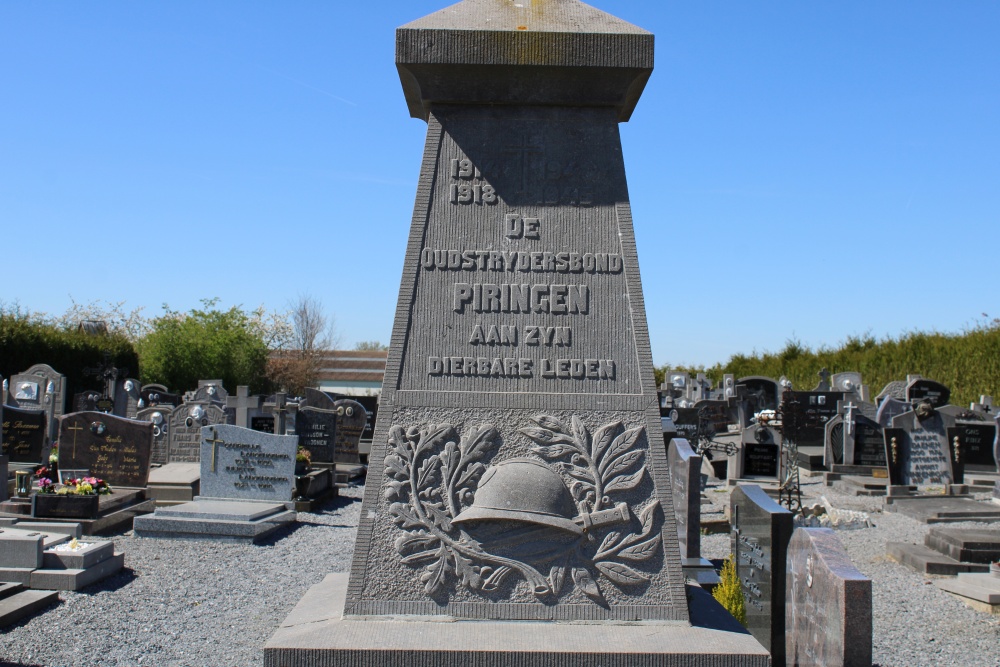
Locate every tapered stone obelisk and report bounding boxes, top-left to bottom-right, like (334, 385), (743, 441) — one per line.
(266, 2), (769, 664)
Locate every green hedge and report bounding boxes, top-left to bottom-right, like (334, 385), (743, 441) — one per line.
(657, 322), (1000, 408)
(0, 314), (139, 402)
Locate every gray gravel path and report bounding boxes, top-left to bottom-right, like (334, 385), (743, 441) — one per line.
(3, 478), (999, 667)
(1, 487), (362, 667)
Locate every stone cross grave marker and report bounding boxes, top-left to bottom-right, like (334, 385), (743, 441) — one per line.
(82, 352), (128, 413)
(226, 385), (264, 429)
(58, 411), (154, 488)
(199, 424), (296, 502)
(731, 484), (794, 664)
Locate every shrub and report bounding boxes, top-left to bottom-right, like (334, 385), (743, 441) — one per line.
(713, 554), (746, 626)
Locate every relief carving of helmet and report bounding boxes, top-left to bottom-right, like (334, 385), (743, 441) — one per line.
(453, 458), (582, 535)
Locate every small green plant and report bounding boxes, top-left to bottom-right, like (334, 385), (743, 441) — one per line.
(712, 554), (746, 626)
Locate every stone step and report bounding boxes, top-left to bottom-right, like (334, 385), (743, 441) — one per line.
(887, 542), (992, 576)
(884, 497), (1000, 524)
(924, 527), (1000, 564)
(0, 588), (59, 627)
(935, 573), (1000, 606)
(0, 581), (23, 600)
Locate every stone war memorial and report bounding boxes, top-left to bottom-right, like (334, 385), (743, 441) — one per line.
(266, 1), (767, 665)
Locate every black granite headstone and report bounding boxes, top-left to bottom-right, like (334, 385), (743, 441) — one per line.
(1, 405), (47, 463)
(744, 442), (779, 477)
(785, 391), (844, 448)
(296, 406), (338, 464)
(251, 415), (275, 434)
(58, 411), (154, 488)
(948, 422), (997, 471)
(731, 484), (794, 664)
(853, 418), (886, 467)
(906, 378), (950, 408)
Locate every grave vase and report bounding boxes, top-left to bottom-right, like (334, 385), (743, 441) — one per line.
(31, 492), (100, 520)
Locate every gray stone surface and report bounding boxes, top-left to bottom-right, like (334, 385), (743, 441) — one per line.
(155, 500), (286, 522)
(934, 572), (1000, 605)
(924, 526), (1000, 563)
(786, 527), (872, 667)
(7, 364), (66, 443)
(906, 378), (951, 407)
(331, 399), (365, 464)
(42, 539), (115, 570)
(876, 397), (910, 429)
(133, 508), (295, 542)
(884, 496), (1000, 523)
(136, 405), (174, 465)
(57, 411), (154, 488)
(0, 528), (44, 568)
(668, 438), (701, 560)
(730, 484), (794, 664)
(226, 385), (265, 429)
(264, 574), (769, 667)
(167, 401), (227, 463)
(199, 424), (296, 502)
(886, 408), (957, 485)
(30, 551), (124, 590)
(0, 583), (59, 628)
(886, 542), (991, 575)
(345, 0), (688, 626)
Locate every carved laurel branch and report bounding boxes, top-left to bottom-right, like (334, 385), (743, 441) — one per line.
(520, 415), (661, 604)
(383, 417), (662, 605)
(384, 423), (551, 597)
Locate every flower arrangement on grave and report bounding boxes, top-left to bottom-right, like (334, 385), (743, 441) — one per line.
(33, 466), (57, 494)
(57, 477), (112, 496)
(295, 447), (312, 474)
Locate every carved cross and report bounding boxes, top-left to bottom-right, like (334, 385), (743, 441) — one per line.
(66, 422), (83, 459)
(502, 134), (543, 192)
(205, 427), (225, 473)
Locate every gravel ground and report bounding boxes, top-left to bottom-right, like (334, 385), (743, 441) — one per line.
(701, 474), (1000, 667)
(3, 478), (1000, 667)
(1, 487), (363, 667)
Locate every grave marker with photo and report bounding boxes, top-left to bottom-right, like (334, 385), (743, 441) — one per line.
(57, 411), (154, 488)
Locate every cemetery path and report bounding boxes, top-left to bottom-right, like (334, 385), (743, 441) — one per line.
(0, 487), (363, 667)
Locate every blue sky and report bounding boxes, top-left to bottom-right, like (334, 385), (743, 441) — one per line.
(1, 1), (997, 368)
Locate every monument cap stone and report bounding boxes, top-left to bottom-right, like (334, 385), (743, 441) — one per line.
(396, 0), (653, 122)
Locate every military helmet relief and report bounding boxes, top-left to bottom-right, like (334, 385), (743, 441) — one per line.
(384, 414), (662, 604)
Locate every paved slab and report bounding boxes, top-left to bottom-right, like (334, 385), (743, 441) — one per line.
(154, 500), (286, 522)
(884, 497), (1000, 523)
(887, 542), (991, 575)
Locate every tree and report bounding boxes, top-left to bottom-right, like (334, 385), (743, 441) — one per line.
(354, 340), (388, 351)
(137, 299), (274, 394)
(266, 295), (338, 395)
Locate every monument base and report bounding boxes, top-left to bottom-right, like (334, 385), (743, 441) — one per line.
(264, 574), (769, 667)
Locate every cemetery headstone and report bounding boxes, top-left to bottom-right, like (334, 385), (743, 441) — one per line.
(783, 390), (844, 449)
(735, 424), (781, 481)
(1, 406), (48, 464)
(876, 380), (907, 402)
(884, 403), (957, 486)
(0, 455), (7, 502)
(199, 424), (296, 502)
(136, 406), (175, 466)
(167, 402), (227, 463)
(694, 399), (733, 435)
(81, 352), (129, 413)
(57, 411), (154, 488)
(134, 424), (298, 542)
(738, 376), (780, 414)
(948, 421), (997, 473)
(731, 484), (794, 664)
(351, 394), (379, 444)
(785, 528), (872, 667)
(813, 368), (831, 391)
(7, 364), (66, 442)
(906, 378), (951, 408)
(300, 388), (337, 411)
(113, 378), (142, 419)
(668, 438), (701, 562)
(831, 371), (865, 402)
(876, 396), (910, 429)
(193, 380), (228, 405)
(72, 390), (104, 414)
(139, 384), (183, 409)
(295, 406), (338, 464)
(332, 399), (366, 464)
